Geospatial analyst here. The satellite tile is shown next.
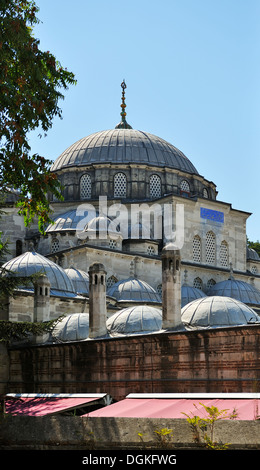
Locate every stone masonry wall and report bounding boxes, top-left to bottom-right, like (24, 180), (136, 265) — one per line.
(6, 325), (260, 400)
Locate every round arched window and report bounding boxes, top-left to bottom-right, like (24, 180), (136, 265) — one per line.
(114, 173), (127, 197)
(80, 174), (92, 199)
(149, 174), (161, 198)
(180, 180), (190, 195)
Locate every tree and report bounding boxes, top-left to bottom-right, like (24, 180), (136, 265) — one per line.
(247, 238), (260, 257)
(0, 0), (76, 233)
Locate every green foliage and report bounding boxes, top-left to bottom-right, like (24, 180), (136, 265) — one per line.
(247, 238), (260, 257)
(0, 0), (76, 232)
(138, 427), (173, 449)
(0, 316), (62, 343)
(182, 402), (237, 450)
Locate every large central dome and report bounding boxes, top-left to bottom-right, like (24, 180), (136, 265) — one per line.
(51, 128), (198, 174)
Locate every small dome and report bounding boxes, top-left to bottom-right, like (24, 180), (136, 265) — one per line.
(45, 208), (97, 233)
(181, 296), (260, 330)
(83, 215), (122, 240)
(247, 247), (260, 261)
(208, 278), (260, 306)
(106, 305), (162, 336)
(51, 313), (89, 342)
(2, 251), (76, 297)
(64, 267), (89, 295)
(51, 129), (199, 175)
(181, 285), (207, 307)
(107, 277), (161, 303)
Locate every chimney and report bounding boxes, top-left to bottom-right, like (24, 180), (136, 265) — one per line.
(161, 243), (182, 329)
(33, 274), (51, 322)
(88, 262), (107, 338)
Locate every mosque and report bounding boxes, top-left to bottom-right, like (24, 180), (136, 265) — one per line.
(1, 82), (260, 399)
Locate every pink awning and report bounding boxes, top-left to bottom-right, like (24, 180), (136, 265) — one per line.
(5, 393), (109, 416)
(86, 396), (260, 420)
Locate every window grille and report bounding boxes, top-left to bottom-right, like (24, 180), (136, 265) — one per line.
(220, 241), (228, 267)
(251, 265), (258, 274)
(203, 188), (209, 198)
(156, 284), (162, 296)
(106, 275), (118, 288)
(193, 235), (201, 262)
(149, 174), (161, 198)
(207, 278), (216, 290)
(180, 180), (190, 192)
(51, 238), (60, 253)
(193, 277), (202, 290)
(109, 239), (117, 249)
(80, 174), (92, 199)
(206, 231), (216, 265)
(147, 245), (155, 255)
(114, 172), (126, 197)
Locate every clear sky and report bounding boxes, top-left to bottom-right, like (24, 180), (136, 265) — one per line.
(28, 0), (260, 242)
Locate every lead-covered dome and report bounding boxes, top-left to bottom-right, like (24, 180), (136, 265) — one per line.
(51, 129), (198, 174)
(64, 267), (89, 295)
(51, 313), (89, 342)
(207, 278), (260, 306)
(181, 296), (260, 330)
(2, 251), (76, 297)
(107, 277), (161, 303)
(106, 305), (162, 336)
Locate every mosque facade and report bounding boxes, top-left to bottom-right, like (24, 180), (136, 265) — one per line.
(1, 82), (260, 398)
(1, 81), (260, 328)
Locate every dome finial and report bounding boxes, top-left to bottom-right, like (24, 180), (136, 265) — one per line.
(115, 80), (132, 129)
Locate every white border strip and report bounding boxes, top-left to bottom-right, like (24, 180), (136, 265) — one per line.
(6, 393), (107, 398)
(126, 393), (260, 399)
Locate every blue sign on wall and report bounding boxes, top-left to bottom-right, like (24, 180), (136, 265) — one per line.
(200, 207), (224, 223)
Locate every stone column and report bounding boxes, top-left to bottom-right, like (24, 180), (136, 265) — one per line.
(88, 262), (107, 338)
(33, 274), (51, 322)
(161, 243), (182, 329)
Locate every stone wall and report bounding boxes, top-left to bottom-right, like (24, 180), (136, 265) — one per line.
(6, 324), (260, 400)
(0, 415), (260, 450)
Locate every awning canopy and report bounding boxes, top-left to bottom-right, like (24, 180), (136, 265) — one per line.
(85, 393), (260, 420)
(5, 393), (111, 416)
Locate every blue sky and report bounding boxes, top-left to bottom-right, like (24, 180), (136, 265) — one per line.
(29, 0), (260, 241)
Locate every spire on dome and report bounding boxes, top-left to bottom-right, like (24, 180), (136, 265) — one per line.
(115, 80), (132, 129)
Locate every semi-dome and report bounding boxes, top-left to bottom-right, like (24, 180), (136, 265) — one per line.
(51, 128), (199, 175)
(207, 278), (260, 306)
(45, 208), (97, 233)
(107, 277), (161, 303)
(2, 251), (76, 297)
(181, 285), (207, 307)
(247, 247), (260, 261)
(181, 296), (260, 330)
(82, 215), (122, 240)
(106, 305), (162, 336)
(51, 313), (89, 342)
(64, 267), (89, 295)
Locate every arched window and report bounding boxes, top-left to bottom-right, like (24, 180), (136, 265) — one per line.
(51, 238), (60, 253)
(203, 188), (209, 198)
(193, 277), (203, 290)
(207, 279), (216, 291)
(114, 172), (126, 198)
(180, 180), (190, 195)
(106, 275), (118, 288)
(220, 240), (228, 267)
(149, 174), (161, 198)
(206, 231), (216, 265)
(80, 174), (92, 199)
(193, 235), (201, 262)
